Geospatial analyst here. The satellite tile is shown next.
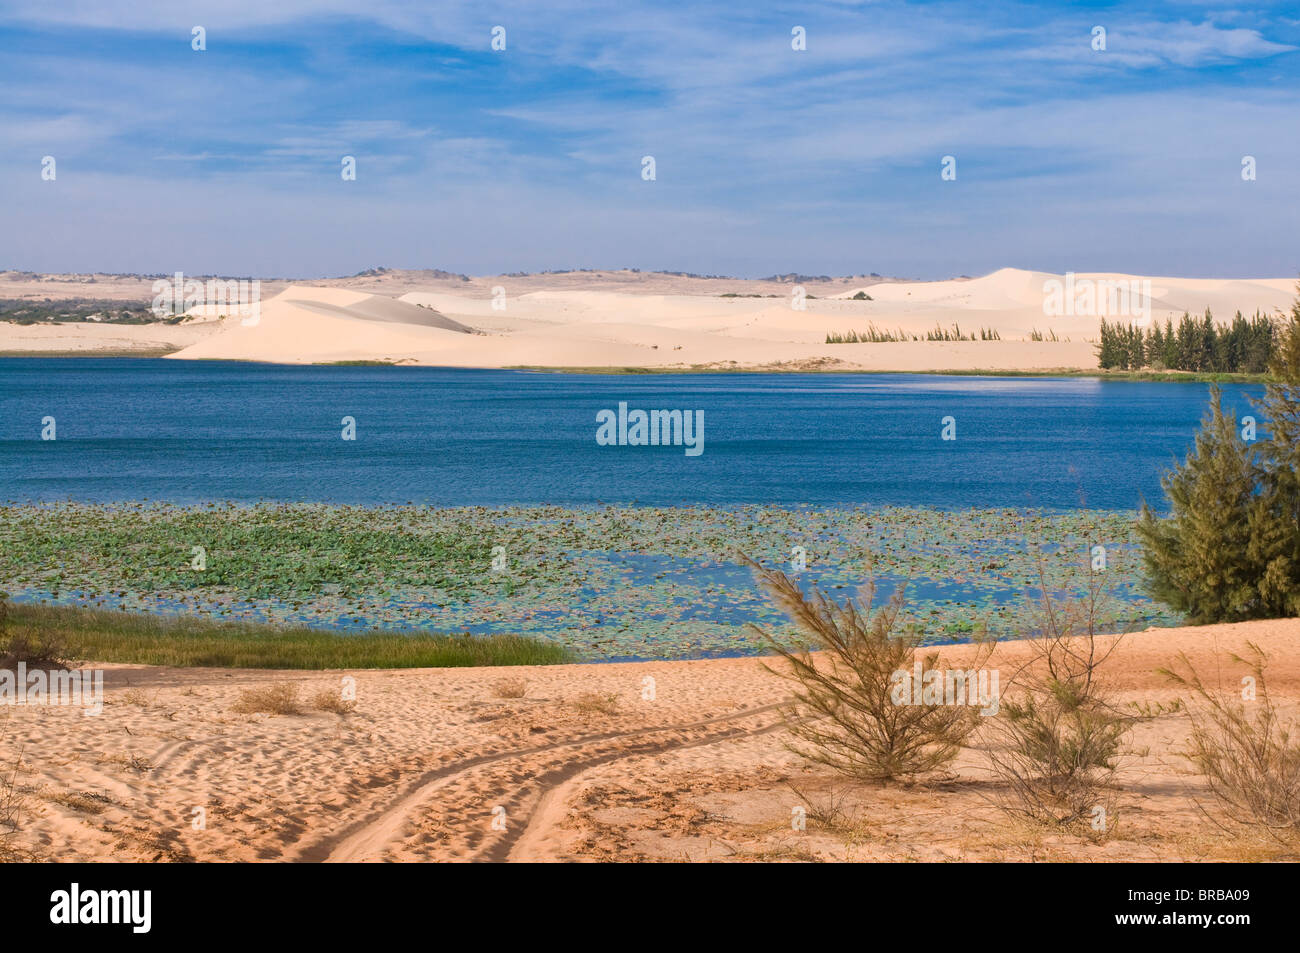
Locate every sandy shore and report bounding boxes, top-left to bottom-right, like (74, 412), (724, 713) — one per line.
(3, 268), (1293, 371)
(4, 617), (1298, 862)
(0, 319), (221, 356)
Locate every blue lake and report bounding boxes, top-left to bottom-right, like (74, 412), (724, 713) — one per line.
(0, 358), (1259, 509)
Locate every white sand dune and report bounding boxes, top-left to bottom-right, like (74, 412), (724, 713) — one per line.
(287, 296), (470, 332)
(8, 267), (1286, 370)
(169, 286), (472, 364)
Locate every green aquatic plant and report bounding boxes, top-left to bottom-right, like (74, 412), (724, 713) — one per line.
(0, 503), (1174, 660)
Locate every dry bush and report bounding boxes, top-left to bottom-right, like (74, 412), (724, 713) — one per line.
(747, 557), (991, 784)
(1161, 643), (1300, 839)
(2, 632), (68, 667)
(787, 781), (858, 831)
(44, 790), (112, 815)
(0, 721), (34, 862)
(570, 691), (620, 715)
(94, 751), (153, 773)
(310, 689), (357, 714)
(231, 683), (302, 715)
(983, 560), (1132, 828)
(0, 761), (26, 861)
(0, 592), (67, 668)
(493, 677), (528, 699)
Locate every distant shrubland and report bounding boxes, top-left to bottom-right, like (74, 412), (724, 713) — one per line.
(0, 298), (164, 325)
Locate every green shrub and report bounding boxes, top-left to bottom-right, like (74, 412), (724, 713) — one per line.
(748, 557), (989, 783)
(1138, 290), (1300, 622)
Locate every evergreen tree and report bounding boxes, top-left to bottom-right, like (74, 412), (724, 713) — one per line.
(1223, 311), (1246, 372)
(1162, 317), (1178, 369)
(1147, 323), (1164, 368)
(1097, 308), (1276, 374)
(1248, 294), (1300, 615)
(1097, 320), (1119, 369)
(1176, 312), (1197, 370)
(1198, 309), (1217, 372)
(1137, 389), (1270, 621)
(1139, 287), (1300, 622)
(1244, 311), (1274, 374)
(1128, 324), (1146, 369)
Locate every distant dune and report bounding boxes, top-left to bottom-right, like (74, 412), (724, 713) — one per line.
(282, 289), (471, 332)
(4, 268), (1295, 371)
(171, 286), (474, 363)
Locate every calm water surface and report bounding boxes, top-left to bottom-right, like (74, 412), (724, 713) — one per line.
(0, 359), (1259, 509)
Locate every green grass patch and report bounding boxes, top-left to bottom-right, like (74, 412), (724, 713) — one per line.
(925, 368), (1274, 383)
(318, 359), (407, 366)
(503, 365), (661, 374)
(0, 348), (182, 358)
(3, 601), (570, 669)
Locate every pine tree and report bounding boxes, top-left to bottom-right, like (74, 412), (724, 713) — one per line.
(1223, 311), (1246, 372)
(1139, 287), (1300, 622)
(1136, 388), (1269, 622)
(1248, 293), (1300, 615)
(1162, 317), (1178, 369)
(1097, 320), (1118, 369)
(1176, 312), (1197, 370)
(1147, 323), (1164, 368)
(1199, 309), (1217, 372)
(1244, 310), (1274, 374)
(1128, 324), (1146, 369)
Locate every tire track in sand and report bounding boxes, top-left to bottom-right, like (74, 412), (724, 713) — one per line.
(491, 714), (789, 862)
(299, 703), (785, 862)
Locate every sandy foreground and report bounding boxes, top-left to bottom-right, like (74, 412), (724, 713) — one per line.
(3, 268), (1294, 371)
(4, 617), (1299, 862)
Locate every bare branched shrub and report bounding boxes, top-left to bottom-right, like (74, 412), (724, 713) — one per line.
(310, 689), (357, 714)
(1161, 643), (1300, 839)
(231, 683), (301, 715)
(0, 591), (68, 668)
(0, 720), (34, 863)
(747, 557), (990, 784)
(44, 790), (111, 815)
(570, 691), (619, 715)
(984, 558), (1132, 828)
(787, 781), (857, 831)
(0, 765), (27, 862)
(0, 600), (34, 862)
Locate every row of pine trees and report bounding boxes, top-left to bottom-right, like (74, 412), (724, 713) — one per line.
(1138, 294), (1300, 623)
(1097, 310), (1275, 373)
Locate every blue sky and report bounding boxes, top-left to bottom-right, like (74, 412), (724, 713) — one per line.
(2, 1), (1298, 278)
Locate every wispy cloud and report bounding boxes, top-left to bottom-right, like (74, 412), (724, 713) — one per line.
(1, 1), (1298, 277)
